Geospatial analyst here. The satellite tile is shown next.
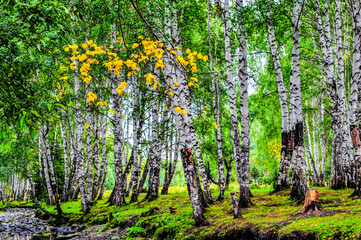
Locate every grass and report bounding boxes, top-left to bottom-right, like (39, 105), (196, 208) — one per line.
(4, 186), (361, 239)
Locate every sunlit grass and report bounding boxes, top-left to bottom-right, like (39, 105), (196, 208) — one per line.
(4, 187), (361, 239)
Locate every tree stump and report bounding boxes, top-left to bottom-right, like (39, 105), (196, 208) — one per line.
(230, 192), (241, 218)
(299, 189), (323, 214)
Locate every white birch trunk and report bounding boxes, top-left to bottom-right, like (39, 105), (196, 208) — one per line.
(92, 114), (100, 200)
(130, 76), (141, 202)
(290, 1), (307, 200)
(267, 9), (292, 190)
(98, 116), (108, 200)
(351, 0), (361, 196)
(236, 0), (250, 207)
(60, 123), (69, 201)
(161, 3), (205, 224)
(73, 47), (89, 212)
(207, 0), (225, 200)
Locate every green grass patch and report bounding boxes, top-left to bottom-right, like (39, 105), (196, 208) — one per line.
(7, 187), (361, 239)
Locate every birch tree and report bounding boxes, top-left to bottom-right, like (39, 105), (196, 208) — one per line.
(290, 0), (307, 200)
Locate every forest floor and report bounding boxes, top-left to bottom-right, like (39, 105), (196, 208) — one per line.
(2, 186), (361, 239)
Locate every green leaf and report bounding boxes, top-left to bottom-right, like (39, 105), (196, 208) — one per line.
(20, 111), (27, 128)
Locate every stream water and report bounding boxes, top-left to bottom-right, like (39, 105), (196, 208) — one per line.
(0, 208), (52, 240)
(0, 208), (128, 240)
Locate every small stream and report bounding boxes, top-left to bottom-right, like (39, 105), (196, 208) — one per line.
(0, 208), (52, 240)
(0, 208), (128, 240)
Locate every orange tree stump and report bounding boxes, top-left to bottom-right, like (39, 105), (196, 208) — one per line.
(299, 189), (323, 214)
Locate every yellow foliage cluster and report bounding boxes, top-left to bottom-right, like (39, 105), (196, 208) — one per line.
(65, 41), (103, 85)
(116, 82), (127, 95)
(174, 106), (187, 114)
(63, 37), (210, 111)
(59, 64), (68, 72)
(86, 91), (97, 103)
(145, 74), (158, 90)
(268, 139), (282, 162)
(96, 101), (107, 107)
(188, 77), (198, 87)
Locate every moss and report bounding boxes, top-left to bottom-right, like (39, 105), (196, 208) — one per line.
(6, 187), (361, 239)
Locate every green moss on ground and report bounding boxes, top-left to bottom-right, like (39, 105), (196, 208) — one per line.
(5, 186), (361, 239)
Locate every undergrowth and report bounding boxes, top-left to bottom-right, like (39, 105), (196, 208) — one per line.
(4, 186), (361, 239)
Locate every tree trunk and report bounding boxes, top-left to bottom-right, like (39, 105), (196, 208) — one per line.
(73, 47), (89, 213)
(92, 114), (100, 200)
(138, 155), (150, 195)
(315, 0), (345, 189)
(299, 189), (322, 214)
(162, 136), (178, 195)
(171, 8), (213, 204)
(181, 148), (206, 225)
(351, 126), (361, 196)
(39, 132), (54, 204)
(351, 0), (361, 196)
(230, 192), (241, 218)
(97, 116), (108, 200)
(86, 82), (94, 205)
(207, 0), (225, 201)
(305, 114), (320, 184)
(130, 76), (141, 203)
(157, 1), (206, 224)
(146, 90), (161, 201)
(267, 9), (291, 191)
(236, 0), (250, 208)
(290, 1), (307, 200)
(112, 76), (125, 206)
(223, 0), (246, 207)
(98, 119), (107, 199)
(60, 123), (70, 202)
(335, 0), (353, 189)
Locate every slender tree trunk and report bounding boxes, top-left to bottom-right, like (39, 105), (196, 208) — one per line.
(85, 82), (95, 204)
(91, 114), (100, 200)
(236, 0), (250, 208)
(290, 1), (307, 200)
(38, 137), (43, 178)
(18, 132), (58, 217)
(162, 135), (169, 193)
(311, 102), (320, 182)
(170, 8), (212, 204)
(162, 137), (179, 194)
(138, 156), (150, 195)
(267, 9), (292, 191)
(73, 46), (89, 212)
(112, 75), (124, 206)
(305, 115), (320, 184)
(39, 132), (55, 205)
(66, 111), (77, 195)
(321, 0), (346, 189)
(98, 116), (108, 200)
(60, 123), (70, 202)
(207, 0), (225, 201)
(223, 0), (247, 206)
(335, 0), (353, 188)
(155, 2), (206, 224)
(146, 90), (161, 201)
(42, 126), (63, 215)
(130, 76), (141, 202)
(351, 0), (361, 196)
